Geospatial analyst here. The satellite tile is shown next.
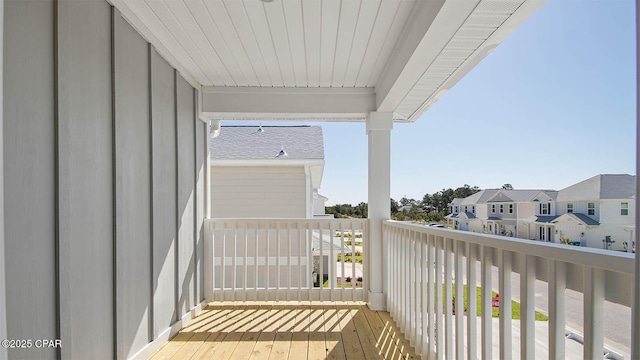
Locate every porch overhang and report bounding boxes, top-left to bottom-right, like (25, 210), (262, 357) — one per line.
(111, 0), (546, 123)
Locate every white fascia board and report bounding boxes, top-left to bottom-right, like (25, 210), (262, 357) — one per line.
(375, 0), (471, 113)
(211, 159), (325, 168)
(201, 87), (375, 121)
(109, 0), (201, 89)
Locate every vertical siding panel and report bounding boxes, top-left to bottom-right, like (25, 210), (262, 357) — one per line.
(177, 75), (196, 316)
(151, 50), (178, 337)
(114, 12), (151, 359)
(57, 0), (114, 358)
(4, 1), (58, 359)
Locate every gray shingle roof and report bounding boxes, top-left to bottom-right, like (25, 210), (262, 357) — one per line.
(569, 213), (600, 226)
(490, 190), (558, 202)
(535, 215), (559, 223)
(557, 174), (636, 201)
(460, 189), (499, 205)
(211, 125), (324, 160)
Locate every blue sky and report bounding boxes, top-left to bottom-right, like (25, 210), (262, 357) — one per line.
(223, 0), (636, 206)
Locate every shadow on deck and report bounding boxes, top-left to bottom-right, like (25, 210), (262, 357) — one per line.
(151, 302), (419, 359)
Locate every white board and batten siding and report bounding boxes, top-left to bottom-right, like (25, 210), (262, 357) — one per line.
(212, 166), (307, 218)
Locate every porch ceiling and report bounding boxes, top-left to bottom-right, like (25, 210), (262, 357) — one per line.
(112, 0), (544, 122)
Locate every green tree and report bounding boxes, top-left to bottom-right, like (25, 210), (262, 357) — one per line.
(501, 184), (514, 190)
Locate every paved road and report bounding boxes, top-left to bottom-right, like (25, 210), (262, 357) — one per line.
(459, 263), (632, 357)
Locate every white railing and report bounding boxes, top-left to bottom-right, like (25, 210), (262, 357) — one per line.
(384, 220), (635, 359)
(204, 218), (368, 302)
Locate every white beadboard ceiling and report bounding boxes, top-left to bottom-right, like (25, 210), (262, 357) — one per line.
(114, 0), (544, 122)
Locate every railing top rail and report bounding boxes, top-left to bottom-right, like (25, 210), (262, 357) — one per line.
(207, 218), (369, 225)
(384, 220), (634, 276)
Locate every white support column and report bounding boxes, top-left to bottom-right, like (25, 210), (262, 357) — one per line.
(366, 111), (392, 311)
(0, 1), (6, 358)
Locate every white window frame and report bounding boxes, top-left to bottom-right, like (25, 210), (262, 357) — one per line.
(621, 202), (629, 216)
(472, 206), (475, 214)
(567, 203), (573, 213)
(491, 204), (496, 213)
(499, 204), (504, 213)
(588, 202), (595, 216)
(454, 206), (458, 213)
(509, 204), (513, 214)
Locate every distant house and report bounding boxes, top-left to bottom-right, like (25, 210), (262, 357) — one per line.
(446, 174), (636, 251)
(210, 125), (330, 218)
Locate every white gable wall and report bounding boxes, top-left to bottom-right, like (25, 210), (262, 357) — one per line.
(211, 166), (307, 218)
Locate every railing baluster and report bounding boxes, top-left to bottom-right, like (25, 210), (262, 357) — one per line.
(286, 223), (291, 301)
(244, 223), (248, 302)
(584, 266), (605, 359)
(481, 246), (493, 360)
(351, 221), (356, 302)
(276, 222), (281, 302)
(520, 254), (536, 359)
(421, 233), (429, 359)
(499, 250), (512, 360)
(548, 259), (565, 359)
(209, 222), (215, 302)
(393, 225), (399, 320)
(265, 222), (270, 301)
(454, 240), (464, 359)
(435, 236), (444, 360)
(412, 230), (418, 347)
(444, 239), (453, 360)
(467, 242), (477, 360)
(319, 222), (324, 301)
(232, 222), (237, 301)
(254, 222), (258, 300)
(221, 223), (226, 302)
(415, 230), (423, 355)
(329, 222), (335, 301)
(308, 221), (313, 300)
(340, 222), (345, 301)
(297, 222), (302, 301)
(427, 234), (435, 359)
(401, 229), (407, 334)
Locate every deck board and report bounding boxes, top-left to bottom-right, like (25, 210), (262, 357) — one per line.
(151, 302), (419, 360)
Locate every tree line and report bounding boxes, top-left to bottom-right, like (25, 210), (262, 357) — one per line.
(325, 184), (482, 222)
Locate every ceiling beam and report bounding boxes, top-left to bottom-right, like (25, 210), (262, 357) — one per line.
(375, 0), (479, 115)
(201, 86), (376, 121)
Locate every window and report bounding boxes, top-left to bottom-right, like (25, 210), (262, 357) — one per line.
(491, 204), (496, 213)
(567, 203), (573, 213)
(540, 203), (549, 215)
(540, 227), (545, 241)
(509, 204), (513, 214)
(588, 203), (595, 216)
(621, 202), (629, 216)
(499, 204), (504, 213)
(454, 206), (458, 213)
(464, 206), (468, 213)
(472, 206), (475, 214)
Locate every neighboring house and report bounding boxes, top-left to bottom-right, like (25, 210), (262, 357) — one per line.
(549, 174), (636, 250)
(447, 174), (636, 251)
(210, 125), (330, 219)
(210, 125), (338, 289)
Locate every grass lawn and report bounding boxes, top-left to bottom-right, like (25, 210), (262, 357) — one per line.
(452, 284), (548, 321)
(336, 253), (363, 263)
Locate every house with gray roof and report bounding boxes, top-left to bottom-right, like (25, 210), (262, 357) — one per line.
(548, 174), (636, 250)
(210, 125), (328, 218)
(446, 174), (636, 251)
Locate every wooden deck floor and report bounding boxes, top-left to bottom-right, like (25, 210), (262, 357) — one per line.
(150, 302), (419, 360)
